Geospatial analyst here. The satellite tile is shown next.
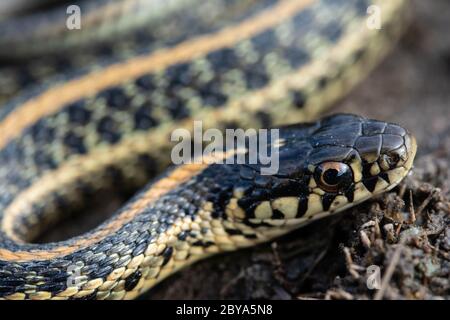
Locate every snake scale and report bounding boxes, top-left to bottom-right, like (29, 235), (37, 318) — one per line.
(0, 0), (416, 300)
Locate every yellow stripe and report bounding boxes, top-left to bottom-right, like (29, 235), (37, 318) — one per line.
(0, 0), (314, 150)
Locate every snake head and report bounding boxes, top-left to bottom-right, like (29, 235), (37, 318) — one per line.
(233, 114), (416, 229)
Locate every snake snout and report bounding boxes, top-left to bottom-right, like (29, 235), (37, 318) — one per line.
(355, 120), (417, 197)
(377, 128), (417, 189)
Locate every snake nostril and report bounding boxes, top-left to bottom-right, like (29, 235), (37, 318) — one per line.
(379, 153), (400, 171)
(388, 153), (401, 167)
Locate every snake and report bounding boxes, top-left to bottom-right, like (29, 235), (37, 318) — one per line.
(0, 0), (417, 300)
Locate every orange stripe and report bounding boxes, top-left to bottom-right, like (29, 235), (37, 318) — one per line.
(0, 0), (314, 150)
(0, 150), (239, 261)
(0, 162), (207, 261)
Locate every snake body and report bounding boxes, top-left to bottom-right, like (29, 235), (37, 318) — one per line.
(0, 0), (416, 300)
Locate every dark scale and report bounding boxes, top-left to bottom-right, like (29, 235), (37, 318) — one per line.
(37, 282), (66, 293)
(251, 29), (278, 53)
(206, 48), (239, 73)
(354, 0), (372, 15)
(134, 103), (159, 130)
(63, 132), (87, 155)
(16, 66), (36, 87)
(104, 165), (126, 187)
(362, 176), (379, 193)
(124, 270), (142, 291)
(78, 291), (99, 300)
(165, 93), (192, 120)
(317, 76), (329, 90)
(255, 111), (272, 132)
(282, 46), (310, 69)
(54, 193), (71, 212)
(29, 119), (56, 144)
(361, 161), (374, 180)
(161, 247), (173, 267)
(34, 151), (57, 170)
(196, 81), (228, 108)
(100, 87), (131, 110)
(135, 74), (157, 91)
(243, 64), (270, 90)
(321, 193), (337, 211)
(96, 116), (121, 144)
(379, 172), (390, 184)
(165, 63), (194, 87)
(297, 195), (309, 217)
(291, 90), (307, 109)
(192, 240), (215, 248)
(291, 6), (315, 31)
(177, 231), (188, 241)
(135, 154), (158, 179)
(131, 242), (148, 257)
(363, 121), (387, 136)
(320, 21), (344, 42)
(344, 184), (355, 203)
(271, 209), (285, 219)
(67, 100), (91, 125)
(224, 228), (243, 236)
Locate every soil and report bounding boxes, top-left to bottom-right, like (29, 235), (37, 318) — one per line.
(144, 0), (450, 300)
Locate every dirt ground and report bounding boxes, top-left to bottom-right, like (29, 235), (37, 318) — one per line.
(145, 0), (450, 299)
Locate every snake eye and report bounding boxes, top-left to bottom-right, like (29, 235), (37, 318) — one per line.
(314, 162), (353, 193)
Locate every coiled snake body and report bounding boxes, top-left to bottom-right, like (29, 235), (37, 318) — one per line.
(0, 0), (416, 299)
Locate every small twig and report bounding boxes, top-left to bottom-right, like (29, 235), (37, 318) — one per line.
(271, 242), (284, 274)
(398, 183), (407, 199)
(271, 242), (294, 294)
(395, 222), (403, 237)
(343, 247), (353, 265)
(416, 189), (436, 216)
(296, 295), (320, 300)
(374, 218), (381, 238)
(384, 223), (395, 242)
(325, 289), (354, 300)
(361, 220), (376, 229)
(360, 230), (371, 248)
(220, 269), (245, 297)
(408, 190), (416, 224)
(373, 238), (406, 300)
(343, 247), (360, 279)
(298, 246), (329, 286)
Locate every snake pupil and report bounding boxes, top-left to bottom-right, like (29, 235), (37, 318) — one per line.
(314, 162), (353, 193)
(323, 168), (340, 185)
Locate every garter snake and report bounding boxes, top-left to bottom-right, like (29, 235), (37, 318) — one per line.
(0, 0), (416, 300)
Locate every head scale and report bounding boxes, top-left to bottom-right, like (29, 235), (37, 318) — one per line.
(233, 114), (416, 230)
